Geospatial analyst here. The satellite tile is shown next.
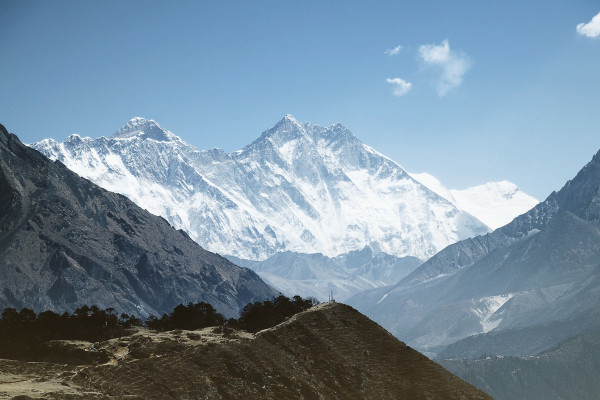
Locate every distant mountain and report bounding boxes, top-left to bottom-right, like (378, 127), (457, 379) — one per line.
(228, 248), (421, 302)
(439, 330), (600, 400)
(33, 115), (494, 261)
(0, 123), (276, 318)
(410, 172), (538, 229)
(0, 302), (493, 399)
(349, 147), (600, 357)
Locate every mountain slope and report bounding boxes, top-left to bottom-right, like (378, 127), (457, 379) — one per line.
(410, 172), (538, 229)
(33, 115), (490, 261)
(438, 330), (600, 400)
(0, 303), (493, 399)
(0, 123), (277, 318)
(228, 248), (421, 302)
(349, 147), (600, 356)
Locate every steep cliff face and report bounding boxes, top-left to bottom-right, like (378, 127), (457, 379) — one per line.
(0, 123), (277, 318)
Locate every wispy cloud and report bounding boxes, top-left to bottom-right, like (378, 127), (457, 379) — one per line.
(418, 39), (471, 96)
(384, 45), (403, 56)
(577, 11), (600, 38)
(386, 78), (412, 97)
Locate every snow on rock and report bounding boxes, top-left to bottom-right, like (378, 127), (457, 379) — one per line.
(33, 116), (491, 261)
(470, 294), (515, 333)
(451, 182), (538, 229)
(410, 173), (538, 230)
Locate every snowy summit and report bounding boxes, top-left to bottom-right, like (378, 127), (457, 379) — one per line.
(32, 116), (535, 261)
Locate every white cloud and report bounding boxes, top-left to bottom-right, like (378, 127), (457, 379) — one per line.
(577, 11), (600, 38)
(418, 39), (471, 96)
(385, 45), (403, 56)
(386, 78), (412, 96)
(419, 40), (451, 63)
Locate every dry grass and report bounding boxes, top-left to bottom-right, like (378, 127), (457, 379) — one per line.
(0, 303), (492, 399)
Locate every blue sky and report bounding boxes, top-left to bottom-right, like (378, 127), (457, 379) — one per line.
(1, 1), (599, 199)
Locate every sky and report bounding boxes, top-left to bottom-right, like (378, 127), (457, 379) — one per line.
(1, 1), (599, 200)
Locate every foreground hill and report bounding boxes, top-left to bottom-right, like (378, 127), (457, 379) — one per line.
(349, 146), (600, 357)
(0, 303), (492, 399)
(0, 123), (277, 317)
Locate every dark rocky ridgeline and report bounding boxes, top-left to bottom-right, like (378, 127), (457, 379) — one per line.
(0, 123), (277, 318)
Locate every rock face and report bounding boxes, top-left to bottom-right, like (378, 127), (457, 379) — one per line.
(0, 303), (493, 399)
(32, 115), (491, 261)
(0, 123), (277, 318)
(349, 147), (600, 357)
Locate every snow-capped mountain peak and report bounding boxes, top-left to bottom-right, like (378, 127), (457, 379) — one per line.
(409, 172), (455, 203)
(409, 172), (538, 229)
(282, 113), (301, 125)
(32, 116), (528, 261)
(251, 115), (360, 152)
(111, 117), (178, 142)
(251, 114), (309, 148)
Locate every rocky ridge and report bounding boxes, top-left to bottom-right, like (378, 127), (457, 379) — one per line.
(0, 123), (277, 318)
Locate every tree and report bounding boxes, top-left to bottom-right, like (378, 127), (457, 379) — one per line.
(147, 302), (225, 331)
(1, 308), (18, 325)
(237, 295), (319, 333)
(18, 308), (36, 323)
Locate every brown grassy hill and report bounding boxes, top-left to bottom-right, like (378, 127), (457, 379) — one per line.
(0, 303), (491, 399)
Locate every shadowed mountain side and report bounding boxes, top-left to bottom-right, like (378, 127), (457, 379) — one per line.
(439, 330), (600, 400)
(385, 146), (600, 289)
(349, 147), (600, 357)
(228, 248), (422, 301)
(0, 303), (492, 399)
(0, 123), (277, 318)
(437, 305), (600, 359)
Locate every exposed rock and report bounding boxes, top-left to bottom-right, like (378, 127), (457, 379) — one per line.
(0, 123), (277, 318)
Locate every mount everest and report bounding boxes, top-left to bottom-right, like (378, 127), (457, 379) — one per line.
(32, 116), (537, 299)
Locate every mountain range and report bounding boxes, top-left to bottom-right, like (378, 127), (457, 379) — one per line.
(348, 145), (600, 358)
(32, 116), (537, 300)
(32, 116), (537, 262)
(4, 114), (594, 399)
(0, 123), (276, 318)
(227, 248), (422, 301)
